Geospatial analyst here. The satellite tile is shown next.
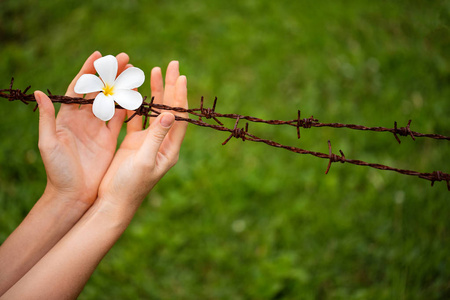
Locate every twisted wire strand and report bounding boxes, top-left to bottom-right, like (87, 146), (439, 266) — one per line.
(1, 78), (449, 190)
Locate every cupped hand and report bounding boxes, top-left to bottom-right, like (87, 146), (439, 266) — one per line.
(98, 61), (188, 209)
(36, 51), (130, 205)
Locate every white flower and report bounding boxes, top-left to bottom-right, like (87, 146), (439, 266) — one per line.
(74, 55), (145, 121)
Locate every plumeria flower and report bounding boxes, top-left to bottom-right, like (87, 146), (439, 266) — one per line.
(74, 55), (145, 121)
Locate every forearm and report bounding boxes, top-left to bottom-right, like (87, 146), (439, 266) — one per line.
(0, 192), (90, 295)
(1, 197), (136, 300)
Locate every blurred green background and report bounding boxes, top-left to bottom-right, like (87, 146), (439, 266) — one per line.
(1, 0), (449, 299)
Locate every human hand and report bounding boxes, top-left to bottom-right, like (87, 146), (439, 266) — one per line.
(98, 61), (188, 210)
(36, 51), (130, 206)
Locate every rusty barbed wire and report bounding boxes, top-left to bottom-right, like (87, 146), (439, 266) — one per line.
(1, 78), (449, 190)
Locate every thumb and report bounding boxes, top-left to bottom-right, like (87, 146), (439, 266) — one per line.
(141, 112), (175, 160)
(35, 91), (57, 148)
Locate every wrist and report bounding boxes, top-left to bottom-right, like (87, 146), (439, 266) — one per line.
(92, 195), (139, 230)
(38, 190), (91, 225)
(42, 183), (95, 208)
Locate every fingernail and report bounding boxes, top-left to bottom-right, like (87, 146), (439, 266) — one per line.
(34, 91), (42, 105)
(160, 113), (175, 128)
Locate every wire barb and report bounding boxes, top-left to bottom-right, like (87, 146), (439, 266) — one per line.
(222, 117), (249, 145)
(325, 140), (346, 174)
(393, 120), (416, 144)
(429, 171), (450, 191)
(199, 96), (223, 126)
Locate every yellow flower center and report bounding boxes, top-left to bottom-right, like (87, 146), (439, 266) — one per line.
(102, 83), (115, 96)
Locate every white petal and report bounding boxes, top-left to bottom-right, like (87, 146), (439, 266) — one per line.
(92, 93), (115, 121)
(74, 74), (104, 94)
(113, 89), (143, 110)
(94, 55), (118, 86)
(114, 67), (145, 90)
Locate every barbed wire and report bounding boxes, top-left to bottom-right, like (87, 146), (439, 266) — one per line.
(1, 78), (449, 190)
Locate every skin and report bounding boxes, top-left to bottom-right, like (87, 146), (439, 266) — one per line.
(0, 55), (188, 299)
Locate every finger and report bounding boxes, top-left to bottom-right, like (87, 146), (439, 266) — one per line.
(163, 61), (180, 106)
(174, 75), (188, 112)
(163, 75), (188, 156)
(35, 91), (57, 149)
(126, 110), (143, 133)
(107, 108), (126, 136)
(151, 67), (164, 105)
(148, 67), (163, 126)
(66, 51), (102, 98)
(139, 112), (175, 165)
(116, 52), (130, 76)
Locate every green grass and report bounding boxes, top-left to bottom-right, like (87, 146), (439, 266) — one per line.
(1, 0), (449, 299)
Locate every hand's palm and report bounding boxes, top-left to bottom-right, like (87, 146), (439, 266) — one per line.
(97, 131), (147, 203)
(48, 108), (122, 201)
